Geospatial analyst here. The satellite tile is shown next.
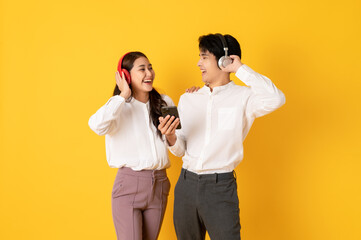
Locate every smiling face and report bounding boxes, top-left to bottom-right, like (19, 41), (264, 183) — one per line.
(129, 56), (155, 96)
(197, 50), (226, 88)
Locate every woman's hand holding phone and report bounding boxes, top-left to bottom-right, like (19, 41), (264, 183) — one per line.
(158, 115), (179, 146)
(115, 71), (131, 99)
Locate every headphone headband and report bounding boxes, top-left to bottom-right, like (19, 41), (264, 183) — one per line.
(216, 34), (229, 57)
(216, 34), (232, 68)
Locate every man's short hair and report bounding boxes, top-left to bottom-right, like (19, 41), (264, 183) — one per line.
(198, 33), (242, 63)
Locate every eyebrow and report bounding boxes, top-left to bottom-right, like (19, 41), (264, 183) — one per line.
(137, 64), (152, 68)
(199, 53), (209, 56)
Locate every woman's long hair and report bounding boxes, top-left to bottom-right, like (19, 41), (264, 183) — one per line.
(113, 51), (166, 138)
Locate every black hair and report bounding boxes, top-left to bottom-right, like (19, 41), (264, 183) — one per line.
(198, 33), (242, 65)
(113, 51), (167, 138)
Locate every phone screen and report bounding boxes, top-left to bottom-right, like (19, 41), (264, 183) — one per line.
(161, 106), (181, 129)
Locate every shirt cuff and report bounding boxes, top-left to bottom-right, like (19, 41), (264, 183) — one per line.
(110, 95), (125, 102)
(235, 64), (256, 85)
(167, 136), (184, 157)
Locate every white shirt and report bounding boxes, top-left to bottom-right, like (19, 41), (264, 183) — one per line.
(169, 64), (286, 174)
(89, 94), (174, 170)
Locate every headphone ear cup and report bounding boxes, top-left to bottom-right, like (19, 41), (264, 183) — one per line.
(218, 56), (225, 68)
(121, 69), (131, 84)
(218, 56), (233, 68)
(222, 56), (233, 67)
(117, 52), (132, 84)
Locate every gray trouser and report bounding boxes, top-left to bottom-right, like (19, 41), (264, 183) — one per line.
(173, 168), (241, 240)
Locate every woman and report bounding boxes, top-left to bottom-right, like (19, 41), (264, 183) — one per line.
(88, 52), (179, 240)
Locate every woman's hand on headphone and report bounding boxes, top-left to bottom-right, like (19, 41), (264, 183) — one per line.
(116, 71), (131, 99)
(221, 55), (243, 73)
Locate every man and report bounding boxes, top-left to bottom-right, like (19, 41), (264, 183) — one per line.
(158, 33), (285, 240)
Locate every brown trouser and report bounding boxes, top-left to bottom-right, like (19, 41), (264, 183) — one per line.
(111, 167), (170, 240)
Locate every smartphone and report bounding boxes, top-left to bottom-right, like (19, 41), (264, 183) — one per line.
(161, 106), (181, 129)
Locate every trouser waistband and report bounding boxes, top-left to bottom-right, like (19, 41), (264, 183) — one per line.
(180, 168), (235, 182)
(118, 167), (167, 178)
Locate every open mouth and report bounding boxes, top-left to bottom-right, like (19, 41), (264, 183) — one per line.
(143, 79), (153, 84)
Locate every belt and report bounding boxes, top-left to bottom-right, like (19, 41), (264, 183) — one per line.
(181, 168), (236, 182)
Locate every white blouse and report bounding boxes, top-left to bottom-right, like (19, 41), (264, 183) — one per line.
(89, 94), (175, 170)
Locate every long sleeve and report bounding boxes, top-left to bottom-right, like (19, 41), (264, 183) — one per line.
(236, 64), (286, 118)
(88, 95), (125, 136)
(168, 134), (186, 157)
(168, 95), (186, 157)
(162, 94), (175, 107)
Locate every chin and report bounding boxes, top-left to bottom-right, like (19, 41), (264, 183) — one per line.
(202, 78), (211, 85)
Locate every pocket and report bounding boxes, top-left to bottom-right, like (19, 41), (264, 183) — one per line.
(162, 178), (171, 197)
(212, 178), (238, 204)
(111, 175), (124, 198)
(218, 107), (237, 130)
(111, 174), (138, 199)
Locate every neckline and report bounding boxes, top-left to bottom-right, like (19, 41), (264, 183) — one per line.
(200, 81), (235, 94)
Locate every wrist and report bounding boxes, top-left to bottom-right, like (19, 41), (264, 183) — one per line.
(120, 90), (130, 99)
(235, 62), (243, 72)
(166, 134), (177, 146)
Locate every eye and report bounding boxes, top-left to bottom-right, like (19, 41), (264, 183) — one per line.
(139, 68), (145, 71)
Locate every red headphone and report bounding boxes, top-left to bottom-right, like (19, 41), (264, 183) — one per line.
(117, 52), (132, 84)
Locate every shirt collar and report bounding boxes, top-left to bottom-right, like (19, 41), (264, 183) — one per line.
(199, 81), (235, 95)
(130, 97), (150, 108)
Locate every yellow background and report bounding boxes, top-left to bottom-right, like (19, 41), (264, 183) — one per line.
(1, 0), (360, 239)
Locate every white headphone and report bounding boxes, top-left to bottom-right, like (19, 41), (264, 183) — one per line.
(216, 34), (233, 68)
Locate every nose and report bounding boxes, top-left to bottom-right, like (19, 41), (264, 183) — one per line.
(145, 68), (153, 77)
(197, 58), (202, 67)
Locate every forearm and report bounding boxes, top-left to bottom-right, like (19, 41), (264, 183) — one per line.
(237, 65), (286, 117)
(88, 95), (125, 135)
(236, 64), (284, 96)
(166, 134), (177, 146)
(168, 133), (186, 157)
